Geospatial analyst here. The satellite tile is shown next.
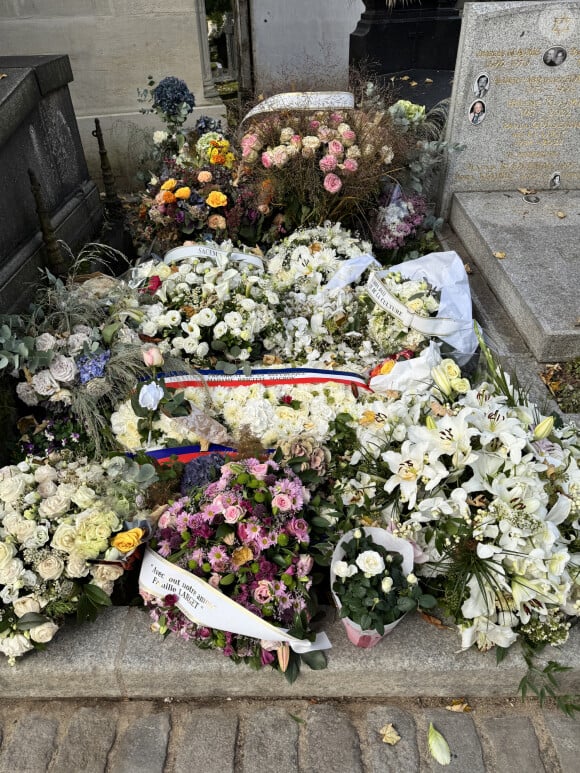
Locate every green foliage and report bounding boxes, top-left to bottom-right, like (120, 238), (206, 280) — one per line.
(76, 583), (113, 623)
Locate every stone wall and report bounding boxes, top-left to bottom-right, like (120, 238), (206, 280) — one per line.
(250, 0), (364, 93)
(0, 1), (226, 190)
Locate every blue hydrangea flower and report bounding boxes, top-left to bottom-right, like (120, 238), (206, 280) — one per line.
(152, 76), (196, 118)
(77, 350), (111, 384)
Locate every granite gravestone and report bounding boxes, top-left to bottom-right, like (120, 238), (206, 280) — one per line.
(439, 1), (580, 363)
(0, 55), (102, 312)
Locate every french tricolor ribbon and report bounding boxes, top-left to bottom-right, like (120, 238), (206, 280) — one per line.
(157, 367), (371, 392)
(127, 444), (240, 465)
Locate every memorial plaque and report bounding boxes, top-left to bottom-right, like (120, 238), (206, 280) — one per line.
(439, 1), (580, 217)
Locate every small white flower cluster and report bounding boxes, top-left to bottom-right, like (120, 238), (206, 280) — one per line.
(0, 456), (154, 663)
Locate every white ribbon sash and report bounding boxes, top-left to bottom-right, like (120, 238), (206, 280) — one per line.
(164, 244), (264, 269)
(366, 272), (464, 338)
(139, 548), (331, 654)
(242, 91), (355, 124)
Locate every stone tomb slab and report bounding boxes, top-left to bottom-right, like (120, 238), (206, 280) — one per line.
(450, 189), (580, 362)
(439, 1), (580, 217)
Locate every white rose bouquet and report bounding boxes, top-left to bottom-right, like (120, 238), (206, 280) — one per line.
(0, 455), (156, 663)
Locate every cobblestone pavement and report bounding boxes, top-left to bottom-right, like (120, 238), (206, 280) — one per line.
(0, 696), (578, 773)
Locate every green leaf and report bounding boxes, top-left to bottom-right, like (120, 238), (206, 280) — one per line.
(418, 594), (437, 609)
(15, 612), (51, 630)
(428, 723), (451, 766)
(219, 573), (236, 586)
(83, 584), (113, 607)
(397, 596), (417, 612)
(300, 650), (327, 671)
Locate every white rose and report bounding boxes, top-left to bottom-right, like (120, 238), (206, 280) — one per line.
(31, 369), (60, 396)
(37, 479), (58, 499)
(13, 595), (41, 617)
(29, 621), (59, 644)
(13, 519), (37, 544)
(333, 560), (358, 579)
(25, 525), (50, 549)
(2, 512), (21, 536)
(406, 573), (418, 585)
(0, 557), (25, 585)
(381, 576), (394, 593)
(71, 486), (97, 509)
(0, 633), (34, 659)
(138, 382), (165, 411)
(34, 466), (58, 484)
(153, 130), (168, 145)
(196, 342), (209, 358)
(35, 332), (57, 351)
(0, 474), (27, 503)
(356, 550), (385, 577)
(66, 332), (90, 355)
(441, 359), (461, 379)
(49, 354), (77, 383)
(91, 564), (124, 591)
(141, 321), (159, 337)
(51, 523), (77, 553)
(16, 381), (39, 406)
(65, 553), (90, 578)
(0, 541), (17, 568)
(39, 494), (71, 519)
(36, 555), (65, 581)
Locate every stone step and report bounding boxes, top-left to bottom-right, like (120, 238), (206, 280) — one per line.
(1, 607), (578, 700)
(449, 190), (580, 363)
(0, 696), (578, 773)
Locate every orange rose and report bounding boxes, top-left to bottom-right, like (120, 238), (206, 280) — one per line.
(197, 171), (212, 183)
(174, 186), (191, 199)
(160, 178), (177, 191)
(205, 191), (228, 208)
(160, 190), (177, 204)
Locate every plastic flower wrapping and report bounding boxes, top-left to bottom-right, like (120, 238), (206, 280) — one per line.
(142, 457), (323, 679)
(0, 455), (156, 663)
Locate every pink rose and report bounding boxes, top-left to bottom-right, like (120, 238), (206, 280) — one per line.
(242, 147), (258, 163)
(241, 133), (261, 151)
(271, 147), (289, 167)
(253, 580), (273, 604)
(329, 111), (343, 126)
(328, 139), (344, 156)
(209, 574), (220, 588)
(343, 158), (358, 173)
(290, 134), (302, 147)
(319, 154), (337, 173)
(309, 120), (320, 130)
(323, 173), (342, 194)
(142, 345), (164, 367)
(247, 461), (270, 479)
(272, 493), (293, 512)
(261, 151), (273, 168)
(158, 510), (171, 528)
(318, 127), (334, 142)
(340, 129), (356, 146)
(224, 505), (244, 524)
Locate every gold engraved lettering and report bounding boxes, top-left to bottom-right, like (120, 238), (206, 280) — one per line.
(552, 17), (572, 35)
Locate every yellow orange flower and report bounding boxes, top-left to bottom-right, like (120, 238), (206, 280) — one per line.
(160, 178), (177, 191)
(232, 546), (253, 567)
(369, 359), (396, 378)
(160, 190), (177, 204)
(174, 186), (191, 199)
(198, 171), (212, 183)
(205, 191), (228, 208)
(111, 527), (144, 554)
(208, 214), (227, 230)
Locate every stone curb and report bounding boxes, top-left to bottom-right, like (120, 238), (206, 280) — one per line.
(0, 607), (578, 699)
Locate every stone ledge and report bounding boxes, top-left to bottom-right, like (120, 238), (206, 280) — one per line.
(1, 607), (578, 699)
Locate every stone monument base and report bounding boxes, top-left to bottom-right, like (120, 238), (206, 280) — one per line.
(450, 190), (580, 363)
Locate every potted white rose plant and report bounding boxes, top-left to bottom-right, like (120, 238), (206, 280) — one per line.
(331, 527), (436, 648)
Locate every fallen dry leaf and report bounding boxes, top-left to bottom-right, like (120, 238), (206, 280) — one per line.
(380, 723), (401, 745)
(493, 251), (507, 259)
(0, 74), (7, 80)
(410, 81), (418, 86)
(420, 611), (452, 629)
(464, 263), (473, 275)
(425, 78), (433, 83)
(446, 699), (472, 713)
(556, 211), (567, 219)
(400, 75), (410, 81)
(517, 187), (537, 195)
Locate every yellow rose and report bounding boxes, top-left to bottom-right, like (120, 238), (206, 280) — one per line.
(160, 178), (177, 191)
(205, 191), (228, 208)
(111, 527), (144, 554)
(174, 186), (191, 199)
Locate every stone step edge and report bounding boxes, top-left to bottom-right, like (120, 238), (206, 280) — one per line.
(1, 607), (578, 699)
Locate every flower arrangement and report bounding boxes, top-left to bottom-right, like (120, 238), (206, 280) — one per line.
(0, 455), (156, 663)
(331, 527), (436, 640)
(237, 107), (409, 232)
(143, 457), (324, 681)
(139, 75), (196, 161)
